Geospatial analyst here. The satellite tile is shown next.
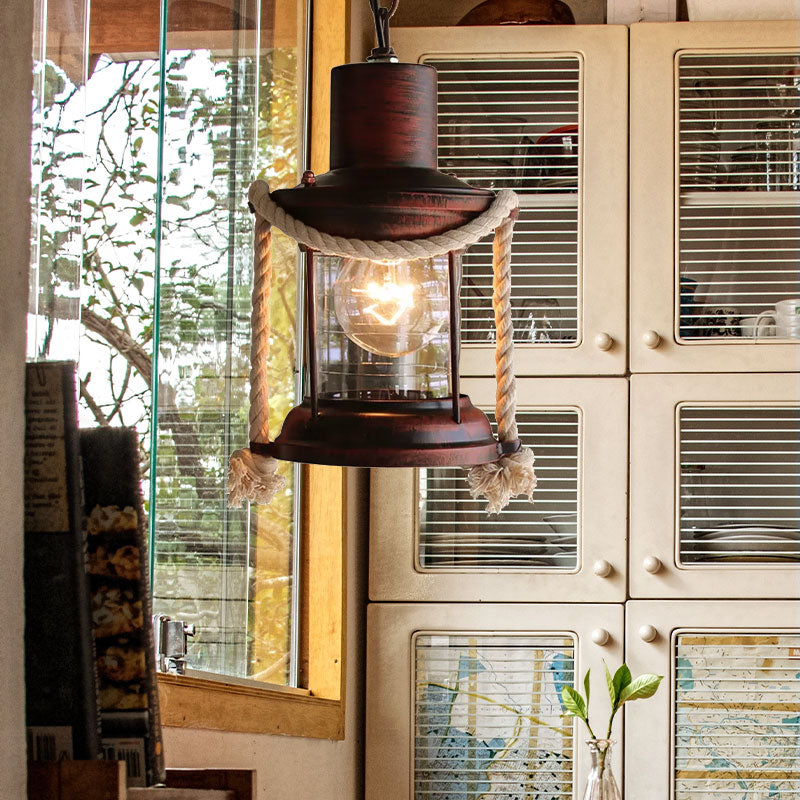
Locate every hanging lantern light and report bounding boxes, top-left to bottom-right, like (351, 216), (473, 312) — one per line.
(228, 0), (536, 513)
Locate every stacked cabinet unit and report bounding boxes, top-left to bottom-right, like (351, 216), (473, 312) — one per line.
(366, 25), (629, 800)
(627, 21), (800, 797)
(365, 19), (800, 800)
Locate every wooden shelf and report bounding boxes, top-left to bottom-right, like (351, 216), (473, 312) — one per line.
(681, 189), (800, 206)
(27, 764), (255, 800)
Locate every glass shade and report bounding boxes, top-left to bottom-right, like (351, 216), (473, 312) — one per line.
(333, 257), (449, 357)
(315, 254), (452, 400)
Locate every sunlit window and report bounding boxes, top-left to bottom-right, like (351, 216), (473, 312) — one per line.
(28, 0), (307, 686)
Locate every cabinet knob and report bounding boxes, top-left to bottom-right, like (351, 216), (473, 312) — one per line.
(594, 332), (614, 351)
(593, 559), (613, 578)
(643, 330), (662, 349)
(639, 624), (658, 643)
(643, 556), (662, 574)
(592, 628), (611, 646)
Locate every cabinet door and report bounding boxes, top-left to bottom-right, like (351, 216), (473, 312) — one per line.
(630, 21), (800, 372)
(370, 378), (627, 602)
(625, 600), (800, 800)
(366, 602), (624, 800)
(392, 26), (628, 376)
(630, 373), (800, 598)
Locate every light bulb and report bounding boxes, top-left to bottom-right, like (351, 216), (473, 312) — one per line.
(332, 257), (449, 357)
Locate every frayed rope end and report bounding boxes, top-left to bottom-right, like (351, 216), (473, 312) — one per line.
(466, 446), (537, 514)
(228, 448), (286, 508)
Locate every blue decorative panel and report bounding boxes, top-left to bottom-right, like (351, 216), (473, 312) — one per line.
(675, 633), (800, 797)
(415, 634), (574, 799)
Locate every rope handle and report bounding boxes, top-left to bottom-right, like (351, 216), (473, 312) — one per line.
(230, 180), (534, 512)
(248, 179), (519, 262)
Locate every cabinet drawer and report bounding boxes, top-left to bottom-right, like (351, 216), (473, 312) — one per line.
(366, 602), (624, 800)
(630, 372), (800, 598)
(625, 600), (800, 800)
(393, 26), (628, 376)
(630, 21), (800, 373)
(370, 378), (628, 602)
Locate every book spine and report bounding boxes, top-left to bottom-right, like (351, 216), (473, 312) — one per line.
(80, 426), (166, 786)
(24, 361), (101, 761)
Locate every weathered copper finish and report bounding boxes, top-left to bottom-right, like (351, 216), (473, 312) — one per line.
(270, 62), (494, 240)
(458, 0), (575, 25)
(305, 249), (319, 418)
(263, 39), (505, 469)
(253, 396), (503, 467)
(330, 63), (437, 170)
(448, 250), (462, 424)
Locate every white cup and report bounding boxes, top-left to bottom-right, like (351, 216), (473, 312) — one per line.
(777, 318), (800, 339)
(741, 314), (776, 338)
(757, 310), (800, 339)
(775, 298), (800, 319)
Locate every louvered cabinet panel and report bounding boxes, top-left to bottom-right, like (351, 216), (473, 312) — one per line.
(366, 603), (624, 800)
(370, 378), (627, 602)
(631, 21), (800, 372)
(630, 373), (800, 598)
(392, 26), (628, 376)
(625, 601), (800, 799)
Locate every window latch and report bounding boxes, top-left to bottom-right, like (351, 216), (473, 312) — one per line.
(153, 614), (196, 675)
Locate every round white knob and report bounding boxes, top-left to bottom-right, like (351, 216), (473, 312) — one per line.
(592, 628), (611, 646)
(643, 330), (662, 349)
(639, 624), (658, 643)
(594, 332), (613, 351)
(593, 559), (613, 578)
(643, 556), (662, 574)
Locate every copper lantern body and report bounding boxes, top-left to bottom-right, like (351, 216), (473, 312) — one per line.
(251, 60), (508, 468)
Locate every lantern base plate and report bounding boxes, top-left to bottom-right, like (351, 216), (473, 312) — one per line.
(252, 396), (504, 467)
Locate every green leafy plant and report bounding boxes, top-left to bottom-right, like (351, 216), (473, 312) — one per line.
(561, 662), (663, 770)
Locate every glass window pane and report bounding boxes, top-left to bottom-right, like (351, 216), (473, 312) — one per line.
(28, 0), (305, 686)
(415, 633), (575, 799)
(29, 0), (89, 361)
(675, 633), (800, 796)
(429, 57), (582, 346)
(678, 405), (800, 564)
(419, 410), (580, 570)
(676, 53), (800, 342)
(148, 0), (305, 684)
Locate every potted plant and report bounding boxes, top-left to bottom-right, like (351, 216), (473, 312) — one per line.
(562, 663), (663, 799)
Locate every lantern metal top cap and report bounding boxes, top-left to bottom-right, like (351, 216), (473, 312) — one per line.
(268, 2), (494, 242)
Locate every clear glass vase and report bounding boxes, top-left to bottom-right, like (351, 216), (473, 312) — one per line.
(582, 739), (622, 800)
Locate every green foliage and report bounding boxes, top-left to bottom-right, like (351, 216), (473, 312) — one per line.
(561, 686), (588, 723)
(561, 662), (663, 740)
(618, 673), (663, 705)
(34, 38), (303, 681)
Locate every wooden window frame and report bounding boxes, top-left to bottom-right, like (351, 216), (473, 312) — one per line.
(157, 0), (350, 740)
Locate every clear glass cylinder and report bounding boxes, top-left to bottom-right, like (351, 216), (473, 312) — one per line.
(583, 740), (621, 800)
(313, 254), (452, 401)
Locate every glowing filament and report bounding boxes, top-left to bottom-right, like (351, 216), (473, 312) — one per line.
(353, 280), (415, 326)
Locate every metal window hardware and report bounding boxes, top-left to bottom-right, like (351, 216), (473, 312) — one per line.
(153, 614), (196, 675)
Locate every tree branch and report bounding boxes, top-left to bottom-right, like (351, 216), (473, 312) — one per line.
(81, 306), (152, 387)
(79, 374), (110, 426)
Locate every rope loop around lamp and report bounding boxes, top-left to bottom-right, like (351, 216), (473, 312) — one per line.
(227, 180), (536, 512)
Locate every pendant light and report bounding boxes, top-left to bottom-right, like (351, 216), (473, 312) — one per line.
(228, 0), (536, 513)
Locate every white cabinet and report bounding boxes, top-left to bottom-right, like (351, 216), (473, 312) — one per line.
(625, 600), (800, 799)
(630, 21), (800, 373)
(365, 20), (800, 799)
(366, 602), (624, 800)
(392, 26), (629, 376)
(370, 378), (628, 602)
(630, 372), (800, 598)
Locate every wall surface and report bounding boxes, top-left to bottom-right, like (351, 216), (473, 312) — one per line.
(350, 0), (607, 63)
(392, 0), (605, 27)
(163, 470), (368, 800)
(0, 0), (33, 795)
